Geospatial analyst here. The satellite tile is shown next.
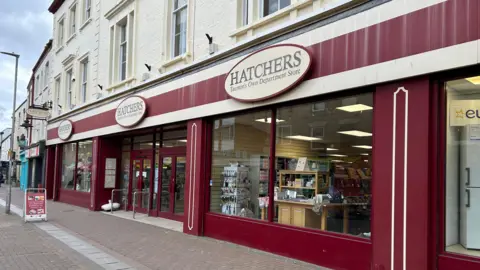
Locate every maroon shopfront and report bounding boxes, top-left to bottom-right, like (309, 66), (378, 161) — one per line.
(45, 1), (480, 269)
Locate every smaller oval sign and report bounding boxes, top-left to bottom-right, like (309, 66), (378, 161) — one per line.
(58, 120), (73, 140)
(26, 108), (51, 119)
(224, 44), (312, 102)
(115, 96), (147, 127)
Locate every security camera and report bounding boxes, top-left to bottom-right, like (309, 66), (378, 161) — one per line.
(71, 75), (76, 82)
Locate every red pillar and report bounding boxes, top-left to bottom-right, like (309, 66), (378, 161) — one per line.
(372, 77), (430, 270)
(53, 144), (63, 201)
(45, 146), (55, 199)
(184, 119), (207, 235)
(90, 137), (100, 211)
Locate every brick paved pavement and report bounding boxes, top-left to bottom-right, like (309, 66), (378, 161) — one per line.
(1, 187), (326, 270)
(0, 205), (102, 270)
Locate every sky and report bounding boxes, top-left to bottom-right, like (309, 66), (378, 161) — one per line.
(0, 0), (52, 132)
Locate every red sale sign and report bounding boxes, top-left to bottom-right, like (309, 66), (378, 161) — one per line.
(25, 191), (47, 221)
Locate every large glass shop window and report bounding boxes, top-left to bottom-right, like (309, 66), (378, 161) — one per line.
(274, 94), (372, 237)
(61, 140), (93, 192)
(209, 93), (373, 238)
(210, 111), (271, 220)
(62, 143), (77, 190)
(445, 75), (480, 258)
(76, 140), (93, 192)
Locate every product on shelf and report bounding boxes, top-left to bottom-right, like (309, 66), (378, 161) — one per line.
(220, 165), (251, 216)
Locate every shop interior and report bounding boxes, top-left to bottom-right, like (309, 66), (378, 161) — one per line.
(210, 93), (373, 238)
(445, 75), (480, 258)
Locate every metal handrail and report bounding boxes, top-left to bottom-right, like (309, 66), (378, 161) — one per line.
(132, 190), (150, 219)
(110, 189), (127, 213)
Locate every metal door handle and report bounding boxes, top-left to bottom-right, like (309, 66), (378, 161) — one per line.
(466, 189), (471, 208)
(466, 168), (470, 186)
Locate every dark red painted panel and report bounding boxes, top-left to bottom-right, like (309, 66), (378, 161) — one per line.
(439, 255), (480, 270)
(204, 214), (371, 270)
(47, 0), (480, 142)
(373, 77), (430, 270)
(58, 189), (91, 209)
(45, 147), (55, 200)
(183, 120), (207, 235)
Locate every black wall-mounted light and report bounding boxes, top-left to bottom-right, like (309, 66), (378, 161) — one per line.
(97, 84), (103, 90)
(206, 33), (213, 44)
(145, 64), (152, 71)
(20, 119), (33, 129)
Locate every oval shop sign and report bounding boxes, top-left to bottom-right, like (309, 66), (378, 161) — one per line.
(224, 44), (312, 102)
(58, 120), (73, 140)
(115, 95), (147, 127)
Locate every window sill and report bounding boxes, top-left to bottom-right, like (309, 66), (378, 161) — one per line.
(79, 18), (92, 31)
(55, 45), (64, 54)
(66, 33), (76, 45)
(106, 77), (136, 91)
(230, 0), (313, 37)
(161, 52), (190, 68)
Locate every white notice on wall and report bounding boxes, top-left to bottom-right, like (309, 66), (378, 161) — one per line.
(296, 157), (307, 171)
(104, 158), (117, 188)
(470, 125), (480, 140)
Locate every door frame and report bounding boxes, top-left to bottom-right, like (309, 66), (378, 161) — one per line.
(151, 146), (186, 222)
(128, 149), (153, 214)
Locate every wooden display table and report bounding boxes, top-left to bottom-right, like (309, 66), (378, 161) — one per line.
(276, 200), (321, 228)
(275, 200), (368, 233)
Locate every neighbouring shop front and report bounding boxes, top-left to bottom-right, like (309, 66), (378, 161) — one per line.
(26, 141), (46, 189)
(44, 1), (480, 269)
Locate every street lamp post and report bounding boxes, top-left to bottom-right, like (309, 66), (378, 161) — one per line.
(1, 51), (19, 214)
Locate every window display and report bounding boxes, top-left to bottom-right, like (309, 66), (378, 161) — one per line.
(61, 140), (93, 192)
(209, 93), (373, 237)
(62, 143), (77, 190)
(210, 111), (271, 220)
(445, 75), (480, 258)
(76, 141), (93, 192)
(273, 95), (372, 237)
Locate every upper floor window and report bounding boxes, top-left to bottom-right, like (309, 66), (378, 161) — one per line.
(57, 18), (65, 46)
(66, 69), (73, 109)
(69, 4), (77, 36)
(261, 0), (290, 17)
(35, 75), (40, 92)
(80, 58), (88, 103)
(83, 0), (91, 22)
(44, 62), (49, 88)
(109, 12), (134, 85)
(172, 0), (187, 57)
(55, 76), (62, 114)
(242, 0), (249, 26)
(119, 24), (127, 81)
(40, 71), (44, 90)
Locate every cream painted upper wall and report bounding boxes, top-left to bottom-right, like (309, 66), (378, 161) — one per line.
(52, 0), (100, 117)
(31, 48), (53, 144)
(46, 0), (452, 135)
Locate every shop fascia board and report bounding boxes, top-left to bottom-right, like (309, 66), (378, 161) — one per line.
(46, 0), (376, 125)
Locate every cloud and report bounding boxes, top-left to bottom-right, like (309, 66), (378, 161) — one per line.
(0, 0), (51, 131)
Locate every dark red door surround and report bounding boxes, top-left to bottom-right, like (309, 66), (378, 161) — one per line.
(47, 0), (480, 142)
(373, 77), (431, 270)
(434, 71), (480, 270)
(183, 120), (207, 235)
(45, 147), (55, 200)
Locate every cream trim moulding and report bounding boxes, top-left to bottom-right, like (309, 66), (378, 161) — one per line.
(104, 0), (135, 20)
